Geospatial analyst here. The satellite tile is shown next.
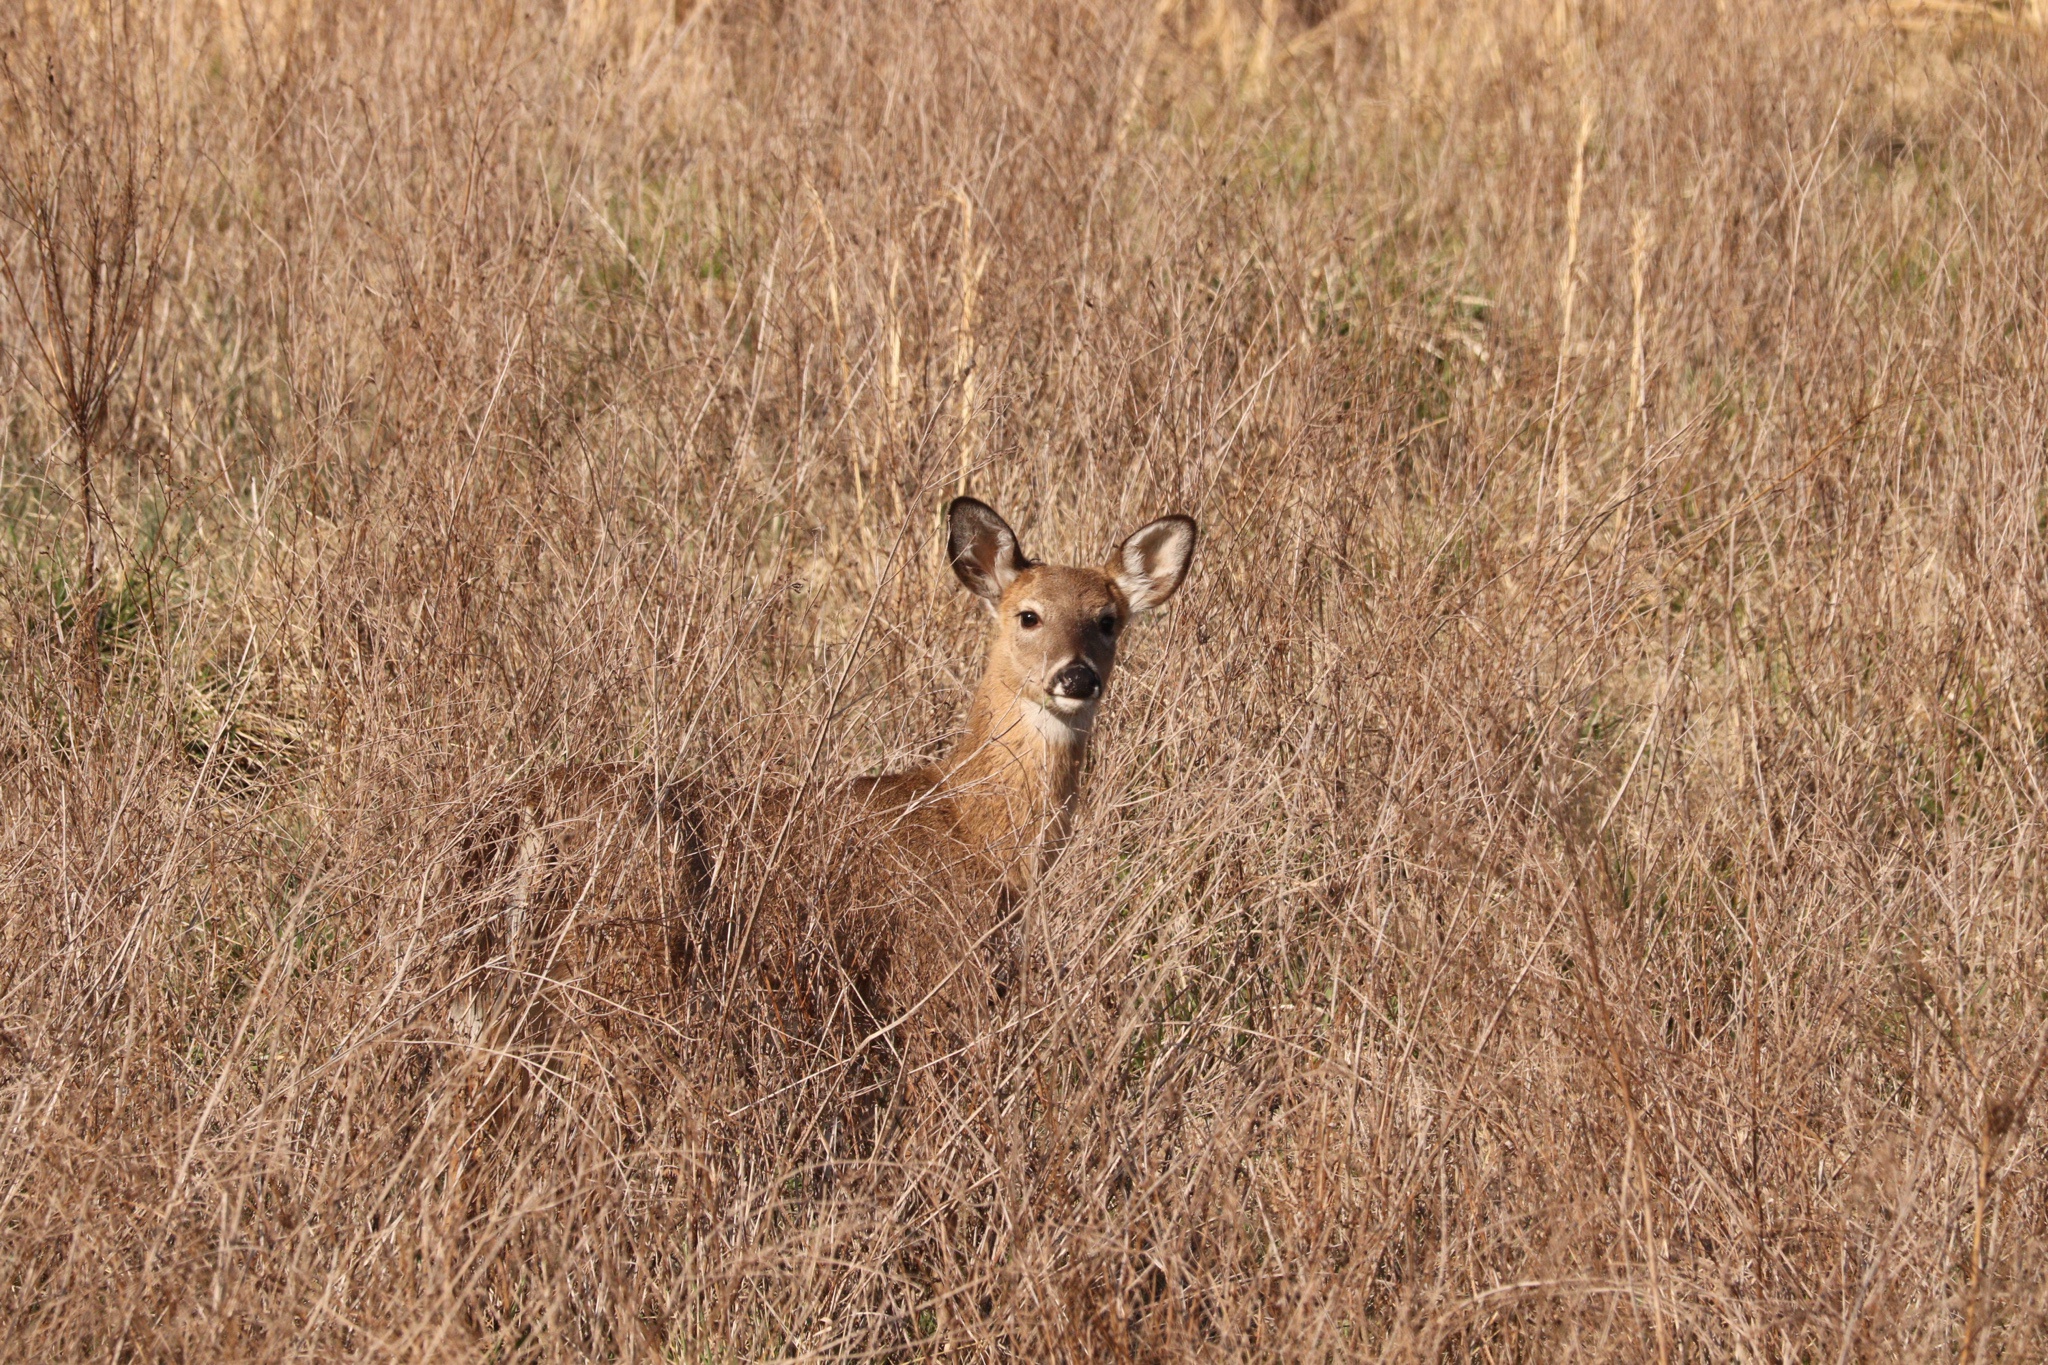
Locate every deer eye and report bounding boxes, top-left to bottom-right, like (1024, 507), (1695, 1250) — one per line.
(1017, 610), (1040, 629)
(1097, 614), (1118, 636)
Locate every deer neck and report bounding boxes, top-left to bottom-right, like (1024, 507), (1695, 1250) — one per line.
(942, 661), (1092, 887)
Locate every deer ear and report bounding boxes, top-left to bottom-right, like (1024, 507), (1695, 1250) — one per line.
(947, 497), (1029, 604)
(1111, 515), (1197, 614)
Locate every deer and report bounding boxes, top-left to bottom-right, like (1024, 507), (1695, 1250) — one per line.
(451, 496), (1197, 1066)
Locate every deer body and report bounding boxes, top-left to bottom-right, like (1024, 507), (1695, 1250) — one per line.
(463, 498), (1196, 1025)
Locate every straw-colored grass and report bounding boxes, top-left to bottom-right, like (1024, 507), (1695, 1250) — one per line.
(7, 0), (2048, 1358)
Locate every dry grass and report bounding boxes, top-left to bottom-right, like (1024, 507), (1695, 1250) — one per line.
(6, 0), (2048, 1358)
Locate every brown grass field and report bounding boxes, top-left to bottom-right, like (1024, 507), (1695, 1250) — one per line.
(6, 0), (2048, 1357)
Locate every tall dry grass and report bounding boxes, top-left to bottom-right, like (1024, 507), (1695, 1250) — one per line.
(6, 0), (2048, 1357)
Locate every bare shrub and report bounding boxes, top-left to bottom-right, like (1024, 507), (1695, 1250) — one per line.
(0, 3), (178, 642)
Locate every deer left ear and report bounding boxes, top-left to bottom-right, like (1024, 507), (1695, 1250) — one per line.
(948, 497), (1031, 604)
(1111, 515), (1197, 614)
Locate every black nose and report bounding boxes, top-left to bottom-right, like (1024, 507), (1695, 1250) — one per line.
(1051, 663), (1101, 700)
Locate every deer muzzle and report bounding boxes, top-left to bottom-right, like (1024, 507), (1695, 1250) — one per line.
(1049, 662), (1102, 702)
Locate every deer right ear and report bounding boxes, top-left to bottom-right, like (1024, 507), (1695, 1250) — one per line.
(947, 497), (1029, 605)
(1112, 515), (1197, 614)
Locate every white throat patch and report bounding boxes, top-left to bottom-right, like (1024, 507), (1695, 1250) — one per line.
(1024, 697), (1093, 746)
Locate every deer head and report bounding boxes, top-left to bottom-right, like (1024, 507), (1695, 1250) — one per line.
(946, 497), (1197, 742)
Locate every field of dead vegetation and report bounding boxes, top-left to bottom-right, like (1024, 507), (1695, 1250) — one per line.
(6, 0), (2048, 1358)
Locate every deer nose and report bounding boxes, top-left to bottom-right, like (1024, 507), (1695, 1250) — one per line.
(1050, 662), (1101, 700)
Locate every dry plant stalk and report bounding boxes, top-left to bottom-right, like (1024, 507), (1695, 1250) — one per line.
(1541, 93), (1595, 540)
(953, 187), (988, 496)
(1243, 0), (1282, 99)
(1116, 0), (1180, 147)
(1625, 209), (1652, 452)
(1572, 844), (1673, 1365)
(1947, 1015), (2048, 1362)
